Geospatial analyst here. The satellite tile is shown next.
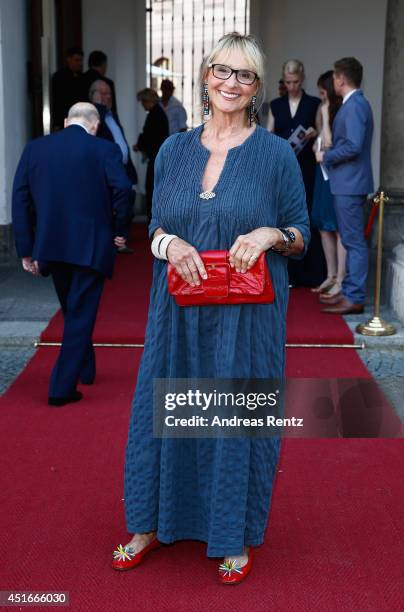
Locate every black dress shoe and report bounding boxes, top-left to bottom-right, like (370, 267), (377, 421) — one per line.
(48, 390), (83, 406)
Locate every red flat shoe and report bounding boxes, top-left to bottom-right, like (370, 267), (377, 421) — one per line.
(218, 548), (254, 584)
(112, 538), (161, 571)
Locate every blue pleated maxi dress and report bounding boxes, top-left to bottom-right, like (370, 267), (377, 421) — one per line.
(124, 124), (310, 557)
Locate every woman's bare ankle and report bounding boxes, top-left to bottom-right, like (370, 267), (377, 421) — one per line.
(224, 546), (250, 567)
(126, 531), (157, 553)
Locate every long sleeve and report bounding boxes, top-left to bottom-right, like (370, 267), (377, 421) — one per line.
(137, 106), (168, 161)
(277, 143), (311, 259)
(12, 144), (35, 257)
(136, 112), (156, 159)
(148, 138), (168, 239)
(104, 143), (132, 237)
(323, 101), (368, 167)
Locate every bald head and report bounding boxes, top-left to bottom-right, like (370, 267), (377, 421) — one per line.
(64, 102), (100, 135)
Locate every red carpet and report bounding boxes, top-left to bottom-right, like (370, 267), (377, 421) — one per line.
(40, 223), (354, 345)
(1, 347), (403, 610)
(1, 229), (403, 610)
(286, 288), (354, 344)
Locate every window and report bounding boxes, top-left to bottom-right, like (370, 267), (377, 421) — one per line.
(146, 0), (250, 127)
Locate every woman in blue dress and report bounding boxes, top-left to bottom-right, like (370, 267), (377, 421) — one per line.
(114, 33), (310, 584)
(311, 71), (346, 298)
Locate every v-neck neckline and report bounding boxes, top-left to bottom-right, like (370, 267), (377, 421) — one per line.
(197, 123), (258, 195)
(287, 92), (304, 121)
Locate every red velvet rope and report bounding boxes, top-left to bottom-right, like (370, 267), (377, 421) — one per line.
(364, 200), (379, 240)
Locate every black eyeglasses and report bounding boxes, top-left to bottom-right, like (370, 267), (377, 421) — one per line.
(209, 63), (259, 86)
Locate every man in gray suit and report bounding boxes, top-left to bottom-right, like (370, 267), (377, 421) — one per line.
(316, 57), (374, 314)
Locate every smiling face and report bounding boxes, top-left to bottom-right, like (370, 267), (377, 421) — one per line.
(206, 48), (259, 120)
(283, 72), (303, 97)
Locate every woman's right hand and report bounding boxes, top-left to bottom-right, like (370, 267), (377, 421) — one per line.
(167, 238), (207, 286)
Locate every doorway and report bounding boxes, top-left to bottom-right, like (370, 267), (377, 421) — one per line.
(146, 0), (250, 127)
(28, 0), (82, 137)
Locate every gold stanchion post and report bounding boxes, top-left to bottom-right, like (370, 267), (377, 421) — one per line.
(356, 191), (396, 336)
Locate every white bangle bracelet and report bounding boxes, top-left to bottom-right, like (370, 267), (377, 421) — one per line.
(151, 234), (166, 259)
(151, 233), (178, 260)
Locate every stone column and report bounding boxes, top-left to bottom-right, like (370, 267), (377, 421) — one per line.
(0, 1), (29, 264)
(381, 0), (404, 191)
(381, 0), (404, 320)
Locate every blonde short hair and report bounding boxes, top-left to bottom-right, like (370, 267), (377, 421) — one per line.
(283, 59), (305, 79)
(136, 88), (159, 103)
(200, 32), (266, 113)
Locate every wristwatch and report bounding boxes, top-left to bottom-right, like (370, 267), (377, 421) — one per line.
(272, 227), (296, 252)
(279, 228), (296, 247)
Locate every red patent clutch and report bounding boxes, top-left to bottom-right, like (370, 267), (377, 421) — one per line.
(167, 250), (275, 306)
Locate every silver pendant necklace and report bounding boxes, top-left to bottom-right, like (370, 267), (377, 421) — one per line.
(199, 190), (216, 200)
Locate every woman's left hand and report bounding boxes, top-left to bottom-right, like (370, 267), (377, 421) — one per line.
(229, 228), (280, 273)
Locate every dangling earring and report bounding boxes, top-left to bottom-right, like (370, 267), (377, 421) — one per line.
(203, 83), (210, 116)
(249, 95), (257, 126)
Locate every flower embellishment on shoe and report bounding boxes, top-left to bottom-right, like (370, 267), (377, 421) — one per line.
(112, 538), (162, 571)
(218, 548), (254, 584)
(219, 559), (243, 577)
(113, 544), (135, 562)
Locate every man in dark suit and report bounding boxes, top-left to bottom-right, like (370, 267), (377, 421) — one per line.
(12, 103), (132, 406)
(89, 79), (137, 252)
(81, 50), (118, 113)
(317, 57), (374, 314)
(135, 88), (169, 224)
(51, 46), (84, 131)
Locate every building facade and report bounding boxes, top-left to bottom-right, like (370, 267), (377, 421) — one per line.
(1, 0), (403, 320)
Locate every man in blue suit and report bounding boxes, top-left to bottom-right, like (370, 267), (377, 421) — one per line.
(316, 57), (374, 314)
(12, 102), (132, 406)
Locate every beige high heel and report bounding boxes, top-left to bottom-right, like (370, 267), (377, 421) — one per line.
(319, 281), (342, 299)
(311, 276), (336, 294)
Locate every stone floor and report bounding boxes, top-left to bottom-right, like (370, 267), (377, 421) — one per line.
(1, 264), (403, 425)
(0, 264), (58, 393)
(0, 263), (58, 323)
(0, 346), (36, 394)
